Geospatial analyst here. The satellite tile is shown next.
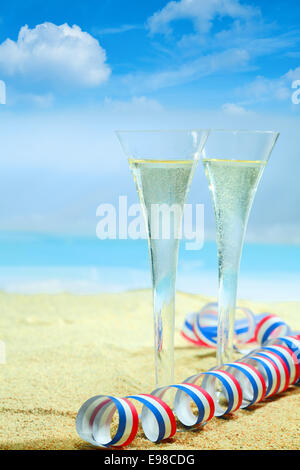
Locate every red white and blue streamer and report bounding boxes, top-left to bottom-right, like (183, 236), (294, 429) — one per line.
(181, 303), (299, 349)
(76, 304), (300, 448)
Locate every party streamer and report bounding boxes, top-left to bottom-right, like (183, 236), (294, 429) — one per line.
(76, 305), (300, 448)
(181, 303), (299, 349)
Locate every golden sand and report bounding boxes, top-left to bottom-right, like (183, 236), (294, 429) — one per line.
(0, 289), (299, 450)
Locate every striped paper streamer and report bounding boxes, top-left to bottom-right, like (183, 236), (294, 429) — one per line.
(76, 333), (300, 448)
(181, 304), (299, 349)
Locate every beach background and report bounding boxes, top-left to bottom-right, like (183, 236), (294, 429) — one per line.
(0, 233), (300, 450)
(1, 289), (300, 450)
(0, 0), (300, 451)
(0, 233), (299, 301)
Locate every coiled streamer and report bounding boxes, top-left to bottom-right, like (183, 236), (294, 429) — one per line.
(76, 305), (300, 448)
(181, 303), (299, 348)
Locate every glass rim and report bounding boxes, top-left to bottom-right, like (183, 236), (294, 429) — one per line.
(115, 129), (278, 134)
(202, 128), (279, 163)
(204, 129), (279, 135)
(115, 128), (210, 134)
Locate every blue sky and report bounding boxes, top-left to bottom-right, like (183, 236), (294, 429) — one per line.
(0, 0), (299, 243)
(1, 0), (300, 109)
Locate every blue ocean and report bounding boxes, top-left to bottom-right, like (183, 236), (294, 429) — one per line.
(0, 232), (299, 301)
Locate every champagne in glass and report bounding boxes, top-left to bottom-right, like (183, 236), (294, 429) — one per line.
(203, 130), (279, 366)
(116, 130), (209, 387)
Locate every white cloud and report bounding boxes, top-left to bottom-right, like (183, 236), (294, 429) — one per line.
(123, 47), (250, 92)
(147, 0), (259, 35)
(94, 24), (143, 35)
(236, 67), (300, 105)
(221, 103), (252, 115)
(104, 95), (164, 112)
(139, 0), (297, 94)
(285, 66), (300, 82)
(0, 22), (111, 87)
(11, 91), (55, 107)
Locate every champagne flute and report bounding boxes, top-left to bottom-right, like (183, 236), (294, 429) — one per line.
(202, 130), (279, 366)
(116, 130), (209, 388)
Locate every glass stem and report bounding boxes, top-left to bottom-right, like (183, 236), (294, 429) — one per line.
(149, 238), (179, 388)
(216, 235), (244, 367)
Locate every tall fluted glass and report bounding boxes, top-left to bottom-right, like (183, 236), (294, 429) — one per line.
(202, 130), (279, 366)
(116, 130), (209, 387)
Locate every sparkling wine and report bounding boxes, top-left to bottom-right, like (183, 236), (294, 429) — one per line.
(129, 159), (196, 386)
(203, 158), (266, 364)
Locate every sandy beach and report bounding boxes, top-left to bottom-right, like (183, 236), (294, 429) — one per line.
(0, 289), (299, 450)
